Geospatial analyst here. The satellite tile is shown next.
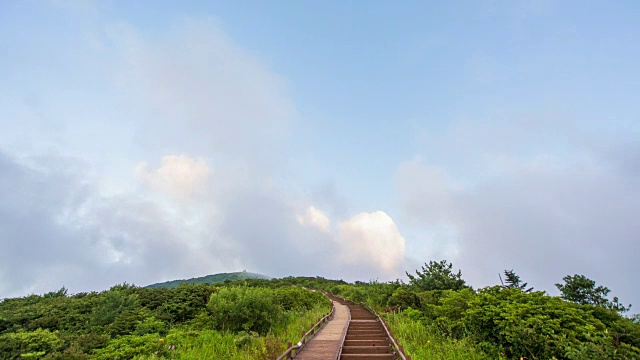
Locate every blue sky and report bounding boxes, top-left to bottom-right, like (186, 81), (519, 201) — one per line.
(1, 0), (639, 310)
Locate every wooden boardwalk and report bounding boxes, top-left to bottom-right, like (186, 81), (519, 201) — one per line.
(295, 301), (350, 359)
(341, 304), (396, 359)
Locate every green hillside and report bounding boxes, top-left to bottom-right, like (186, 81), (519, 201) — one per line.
(1, 264), (637, 359)
(145, 270), (270, 289)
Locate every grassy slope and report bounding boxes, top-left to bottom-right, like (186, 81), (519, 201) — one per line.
(136, 303), (330, 360)
(383, 312), (494, 360)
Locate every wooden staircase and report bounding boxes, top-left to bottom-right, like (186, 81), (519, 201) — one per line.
(340, 304), (397, 359)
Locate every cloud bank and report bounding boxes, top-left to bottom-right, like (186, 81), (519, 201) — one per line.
(396, 118), (640, 306)
(0, 12), (408, 297)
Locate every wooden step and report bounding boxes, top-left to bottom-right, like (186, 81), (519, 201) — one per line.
(349, 324), (381, 329)
(347, 330), (386, 335)
(343, 339), (389, 347)
(340, 354), (397, 360)
(346, 334), (388, 340)
(342, 346), (392, 354)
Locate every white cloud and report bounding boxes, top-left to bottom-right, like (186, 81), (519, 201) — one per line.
(338, 211), (406, 274)
(108, 18), (295, 170)
(136, 155), (210, 201)
(0, 10), (299, 296)
(395, 142), (640, 307)
(296, 206), (331, 233)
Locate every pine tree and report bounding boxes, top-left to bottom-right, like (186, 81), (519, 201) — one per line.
(500, 269), (533, 292)
(406, 260), (468, 291)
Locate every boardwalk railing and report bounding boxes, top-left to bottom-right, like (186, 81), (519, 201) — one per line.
(332, 294), (411, 360)
(362, 302), (411, 360)
(276, 301), (336, 360)
(335, 297), (351, 359)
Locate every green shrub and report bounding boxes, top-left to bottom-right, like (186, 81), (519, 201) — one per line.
(382, 311), (490, 360)
(207, 287), (283, 334)
(413, 286), (634, 359)
(89, 290), (138, 330)
(338, 285), (367, 303)
(234, 330), (260, 348)
(387, 288), (421, 311)
(402, 307), (423, 322)
(564, 331), (640, 359)
(0, 328), (64, 359)
(108, 309), (145, 336)
(74, 333), (109, 353)
(42, 345), (90, 360)
(274, 288), (327, 311)
(467, 287), (608, 358)
(135, 316), (168, 336)
(92, 334), (165, 360)
(156, 284), (213, 324)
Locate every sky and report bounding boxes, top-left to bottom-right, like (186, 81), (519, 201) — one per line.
(0, 0), (638, 309)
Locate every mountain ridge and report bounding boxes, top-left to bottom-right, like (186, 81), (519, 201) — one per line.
(145, 270), (270, 289)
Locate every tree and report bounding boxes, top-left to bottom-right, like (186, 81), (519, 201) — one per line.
(406, 260), (468, 291)
(387, 288), (421, 311)
(556, 274), (631, 312)
(500, 269), (533, 292)
(43, 287), (68, 299)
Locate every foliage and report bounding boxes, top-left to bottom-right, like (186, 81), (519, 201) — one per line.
(466, 287), (608, 358)
(387, 288), (421, 311)
(153, 284), (213, 324)
(328, 267), (640, 360)
(43, 287), (68, 299)
(392, 285), (640, 359)
(564, 331), (640, 360)
(407, 260), (468, 291)
(92, 333), (165, 360)
(500, 269), (533, 292)
(556, 274), (631, 312)
(274, 287), (327, 311)
(0, 328), (64, 359)
(0, 268), (637, 360)
(206, 286), (283, 334)
(134, 316), (168, 336)
(0, 277), (330, 359)
(383, 311), (491, 360)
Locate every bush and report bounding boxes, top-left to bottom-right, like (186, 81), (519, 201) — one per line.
(467, 287), (607, 358)
(156, 284), (213, 324)
(89, 291), (138, 329)
(135, 316), (168, 336)
(74, 333), (109, 353)
(274, 287), (327, 311)
(0, 328), (64, 359)
(413, 286), (640, 359)
(108, 309), (144, 336)
(207, 287), (283, 334)
(387, 288), (421, 311)
(92, 334), (165, 360)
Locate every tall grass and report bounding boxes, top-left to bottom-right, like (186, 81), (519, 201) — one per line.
(275, 302), (333, 346)
(138, 302), (331, 360)
(383, 312), (497, 360)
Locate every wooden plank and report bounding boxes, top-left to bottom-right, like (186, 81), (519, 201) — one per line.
(295, 301), (350, 359)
